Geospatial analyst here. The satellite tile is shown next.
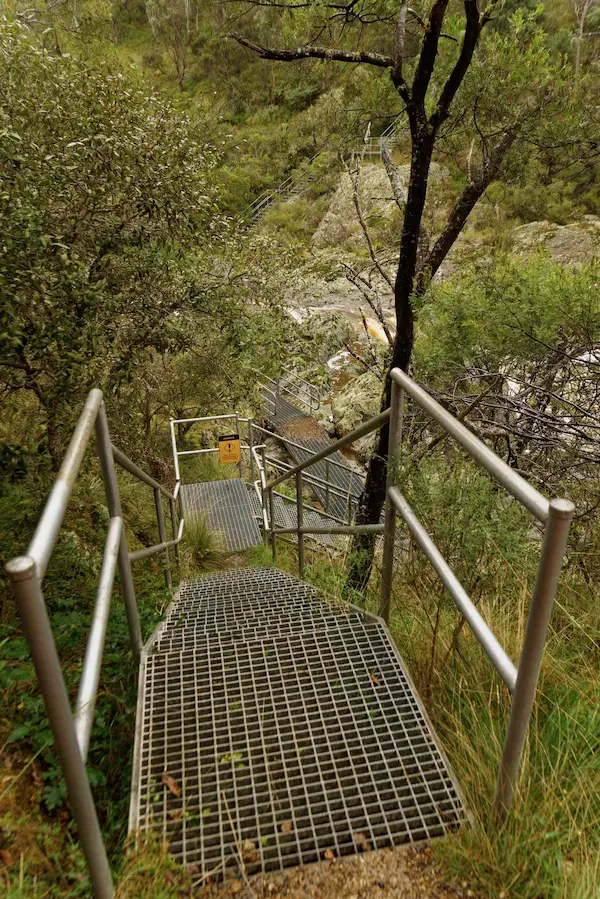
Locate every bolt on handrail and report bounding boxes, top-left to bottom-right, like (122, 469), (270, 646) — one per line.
(5, 390), (185, 899)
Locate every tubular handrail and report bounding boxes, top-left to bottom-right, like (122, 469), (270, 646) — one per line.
(250, 422), (363, 482)
(5, 390), (185, 899)
(251, 444), (270, 536)
(390, 369), (550, 522)
(379, 368), (574, 822)
(112, 444), (174, 500)
(266, 408), (390, 491)
(129, 519), (185, 563)
(264, 455), (361, 505)
(389, 487), (518, 691)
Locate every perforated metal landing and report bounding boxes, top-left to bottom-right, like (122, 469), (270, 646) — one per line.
(180, 480), (262, 551)
(130, 569), (466, 877)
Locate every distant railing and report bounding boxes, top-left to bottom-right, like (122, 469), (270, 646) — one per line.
(263, 367), (574, 823)
(5, 390), (184, 899)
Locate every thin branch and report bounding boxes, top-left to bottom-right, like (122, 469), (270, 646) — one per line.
(228, 33), (394, 67)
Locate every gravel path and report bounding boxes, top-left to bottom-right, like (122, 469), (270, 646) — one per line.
(197, 845), (480, 899)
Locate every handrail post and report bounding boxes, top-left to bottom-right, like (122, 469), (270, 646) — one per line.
(5, 558), (115, 899)
(248, 419), (255, 483)
(154, 488), (172, 589)
(325, 459), (330, 514)
(268, 486), (276, 561)
(379, 382), (404, 623)
(235, 412), (243, 479)
(169, 497), (180, 565)
(492, 498), (574, 821)
(95, 405), (142, 664)
(261, 446), (269, 545)
(296, 470), (305, 577)
(169, 419), (181, 483)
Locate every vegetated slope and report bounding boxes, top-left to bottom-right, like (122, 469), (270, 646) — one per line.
(1, 1), (599, 897)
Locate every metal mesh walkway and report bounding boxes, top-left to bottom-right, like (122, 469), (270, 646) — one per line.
(246, 485), (339, 548)
(265, 394), (362, 522)
(130, 569), (466, 877)
(180, 479), (262, 552)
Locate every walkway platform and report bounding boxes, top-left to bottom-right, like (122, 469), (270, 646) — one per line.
(129, 569), (466, 877)
(180, 479), (262, 552)
(266, 395), (362, 522)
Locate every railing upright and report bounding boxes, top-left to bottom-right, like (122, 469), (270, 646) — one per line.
(154, 488), (172, 589)
(5, 557), (115, 899)
(493, 498), (574, 819)
(296, 470), (305, 577)
(380, 381), (404, 623)
(95, 405), (142, 662)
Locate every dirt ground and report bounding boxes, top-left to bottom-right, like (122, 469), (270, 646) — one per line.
(196, 844), (481, 899)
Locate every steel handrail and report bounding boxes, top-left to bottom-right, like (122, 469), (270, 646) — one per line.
(251, 444), (270, 536)
(5, 391), (184, 899)
(264, 455), (360, 506)
(389, 487), (518, 691)
(251, 423), (364, 481)
(129, 519), (185, 563)
(379, 368), (574, 822)
(266, 409), (390, 491)
(390, 369), (549, 522)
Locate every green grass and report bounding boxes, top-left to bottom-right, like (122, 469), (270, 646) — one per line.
(180, 514), (226, 575)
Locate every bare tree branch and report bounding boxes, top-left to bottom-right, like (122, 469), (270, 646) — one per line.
(228, 32), (394, 67)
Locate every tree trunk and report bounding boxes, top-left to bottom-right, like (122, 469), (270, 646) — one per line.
(345, 118), (433, 595)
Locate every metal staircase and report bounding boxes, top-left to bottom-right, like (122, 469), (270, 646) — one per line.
(6, 368), (575, 898)
(130, 569), (466, 875)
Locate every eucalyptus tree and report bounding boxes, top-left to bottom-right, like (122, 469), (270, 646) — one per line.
(0, 21), (220, 465)
(227, 0), (599, 591)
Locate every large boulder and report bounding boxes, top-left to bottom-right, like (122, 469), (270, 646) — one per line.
(299, 309), (354, 363)
(512, 217), (600, 265)
(331, 369), (383, 460)
(313, 163), (448, 249)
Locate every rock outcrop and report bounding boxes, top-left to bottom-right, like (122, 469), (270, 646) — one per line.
(512, 217), (600, 265)
(331, 369), (383, 460)
(313, 163), (448, 250)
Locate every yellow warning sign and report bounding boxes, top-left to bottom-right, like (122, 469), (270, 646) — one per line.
(218, 433), (241, 465)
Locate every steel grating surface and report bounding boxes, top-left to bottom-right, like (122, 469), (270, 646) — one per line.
(265, 395), (362, 522)
(131, 569), (466, 876)
(246, 486), (337, 547)
(180, 480), (262, 552)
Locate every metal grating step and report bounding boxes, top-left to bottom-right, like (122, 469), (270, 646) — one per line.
(180, 480), (262, 552)
(246, 487), (337, 547)
(265, 394), (362, 522)
(152, 570), (352, 651)
(130, 570), (466, 876)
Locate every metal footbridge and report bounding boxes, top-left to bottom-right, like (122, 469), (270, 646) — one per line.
(6, 368), (574, 899)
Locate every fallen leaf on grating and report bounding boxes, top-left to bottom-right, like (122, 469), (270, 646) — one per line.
(169, 810), (182, 821)
(323, 849), (335, 861)
(370, 672), (381, 686)
(280, 820), (293, 833)
(162, 774), (182, 797)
